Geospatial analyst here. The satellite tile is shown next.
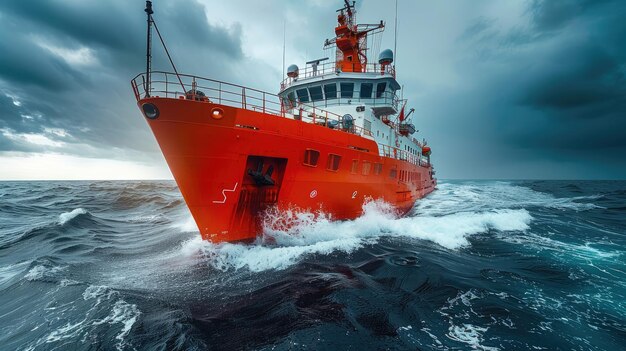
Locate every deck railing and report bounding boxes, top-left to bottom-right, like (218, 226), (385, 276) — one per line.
(131, 71), (373, 138)
(131, 71), (429, 165)
(280, 61), (396, 90)
(378, 144), (430, 167)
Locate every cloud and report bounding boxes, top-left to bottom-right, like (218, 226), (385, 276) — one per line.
(415, 0), (626, 178)
(0, 0), (250, 177)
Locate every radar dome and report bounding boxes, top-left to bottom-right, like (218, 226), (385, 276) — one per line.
(287, 64), (299, 78)
(378, 49), (394, 65)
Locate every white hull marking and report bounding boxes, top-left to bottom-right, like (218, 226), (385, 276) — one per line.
(213, 182), (239, 204)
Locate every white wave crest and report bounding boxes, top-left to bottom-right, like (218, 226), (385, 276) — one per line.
(416, 181), (601, 216)
(447, 323), (499, 351)
(181, 200), (531, 272)
(25, 264), (65, 281)
(58, 208), (88, 225)
(41, 285), (140, 351)
(93, 299), (140, 350)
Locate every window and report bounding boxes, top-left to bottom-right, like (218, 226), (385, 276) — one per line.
(296, 88), (310, 103)
(327, 154), (341, 171)
(360, 83), (373, 98)
(304, 149), (320, 167)
(390, 168), (397, 179)
(376, 83), (387, 98)
(309, 86), (323, 101)
(287, 92), (296, 104)
(362, 161), (371, 175)
(340, 83), (354, 98)
(324, 84), (337, 100)
(351, 159), (359, 174)
(374, 163), (383, 175)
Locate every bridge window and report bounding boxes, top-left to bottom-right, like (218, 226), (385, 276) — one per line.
(351, 159), (358, 174)
(309, 86), (323, 102)
(324, 84), (337, 100)
(390, 168), (397, 179)
(303, 149), (320, 167)
(360, 83), (373, 98)
(362, 161), (371, 175)
(340, 83), (354, 98)
(327, 154), (341, 171)
(296, 88), (310, 103)
(376, 83), (387, 98)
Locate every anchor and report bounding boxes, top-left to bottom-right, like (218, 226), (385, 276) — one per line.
(247, 160), (275, 186)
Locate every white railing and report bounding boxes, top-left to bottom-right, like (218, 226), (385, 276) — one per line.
(280, 61), (396, 90)
(131, 71), (373, 138)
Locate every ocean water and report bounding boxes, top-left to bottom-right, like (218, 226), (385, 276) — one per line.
(0, 180), (624, 350)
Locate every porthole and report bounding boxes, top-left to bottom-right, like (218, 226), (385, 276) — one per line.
(142, 103), (159, 119)
(211, 108), (224, 120)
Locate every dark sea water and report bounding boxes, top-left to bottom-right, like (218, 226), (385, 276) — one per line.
(0, 180), (624, 350)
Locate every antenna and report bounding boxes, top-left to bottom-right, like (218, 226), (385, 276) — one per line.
(394, 0), (398, 69)
(145, 1), (153, 97)
(282, 20), (286, 78)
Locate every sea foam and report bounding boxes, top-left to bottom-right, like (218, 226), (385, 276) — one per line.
(58, 208), (88, 225)
(180, 200), (532, 272)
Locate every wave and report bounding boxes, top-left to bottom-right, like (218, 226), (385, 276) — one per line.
(25, 263), (66, 282)
(181, 201), (532, 272)
(58, 208), (89, 225)
(415, 182), (602, 217)
(39, 285), (140, 351)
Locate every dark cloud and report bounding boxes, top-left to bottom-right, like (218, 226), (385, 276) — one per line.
(0, 0), (245, 161)
(0, 16), (88, 90)
(431, 0), (626, 179)
(521, 42), (624, 110)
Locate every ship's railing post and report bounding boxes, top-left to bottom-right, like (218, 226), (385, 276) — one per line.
(312, 108), (316, 124)
(164, 73), (168, 98)
(325, 111), (328, 127)
(218, 82), (222, 104)
(191, 77), (197, 100)
(141, 75), (147, 96)
(242, 87), (246, 109)
(262, 92), (266, 114)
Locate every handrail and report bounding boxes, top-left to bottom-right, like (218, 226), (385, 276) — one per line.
(131, 71), (428, 165)
(280, 61), (396, 90)
(130, 71), (373, 138)
(378, 144), (429, 167)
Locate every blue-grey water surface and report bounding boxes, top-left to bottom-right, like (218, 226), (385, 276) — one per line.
(0, 180), (624, 350)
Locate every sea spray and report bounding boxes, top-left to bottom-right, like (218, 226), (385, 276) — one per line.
(182, 200), (532, 272)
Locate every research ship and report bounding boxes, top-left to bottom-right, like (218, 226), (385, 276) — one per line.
(132, 1), (436, 242)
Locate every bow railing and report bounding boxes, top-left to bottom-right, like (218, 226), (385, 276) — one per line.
(131, 71), (373, 138)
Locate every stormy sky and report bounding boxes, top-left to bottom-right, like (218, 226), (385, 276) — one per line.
(0, 0), (624, 180)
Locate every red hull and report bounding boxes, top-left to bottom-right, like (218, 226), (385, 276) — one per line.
(140, 97), (436, 242)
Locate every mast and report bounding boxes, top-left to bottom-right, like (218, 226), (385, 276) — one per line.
(394, 0), (398, 69)
(145, 1), (153, 97)
(324, 0), (384, 73)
